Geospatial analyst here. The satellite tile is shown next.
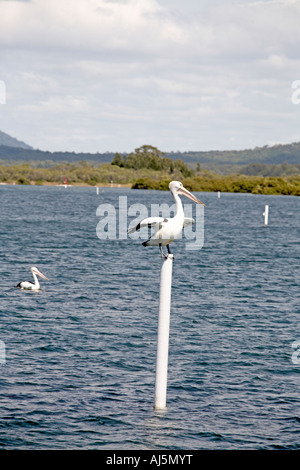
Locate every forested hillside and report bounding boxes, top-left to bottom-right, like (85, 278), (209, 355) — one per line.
(0, 145), (114, 165)
(0, 131), (299, 187)
(168, 142), (300, 165)
(0, 130), (32, 149)
(0, 146), (299, 195)
(0, 129), (300, 170)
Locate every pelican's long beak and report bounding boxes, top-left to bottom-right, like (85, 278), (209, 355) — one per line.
(178, 186), (205, 206)
(36, 270), (49, 280)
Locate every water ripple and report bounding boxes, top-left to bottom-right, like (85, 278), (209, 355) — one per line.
(0, 186), (299, 449)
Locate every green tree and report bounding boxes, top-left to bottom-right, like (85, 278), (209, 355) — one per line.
(110, 145), (194, 177)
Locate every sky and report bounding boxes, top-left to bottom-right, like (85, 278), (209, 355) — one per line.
(0, 0), (300, 154)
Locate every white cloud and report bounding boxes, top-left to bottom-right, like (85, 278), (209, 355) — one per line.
(1, 0), (300, 152)
(0, 0), (183, 53)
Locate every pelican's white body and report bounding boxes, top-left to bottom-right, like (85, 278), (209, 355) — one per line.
(18, 280), (40, 290)
(16, 267), (48, 290)
(137, 213), (193, 247)
(128, 181), (204, 251)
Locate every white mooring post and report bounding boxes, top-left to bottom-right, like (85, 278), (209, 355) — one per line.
(218, 191), (221, 199)
(96, 186), (99, 195)
(263, 205), (269, 225)
(154, 253), (174, 410)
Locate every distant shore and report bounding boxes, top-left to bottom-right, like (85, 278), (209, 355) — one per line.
(0, 179), (299, 196)
(0, 181), (132, 188)
(0, 161), (299, 195)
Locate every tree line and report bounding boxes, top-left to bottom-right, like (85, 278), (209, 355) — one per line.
(111, 145), (194, 177)
(132, 175), (300, 196)
(1, 140), (300, 166)
(0, 145), (299, 195)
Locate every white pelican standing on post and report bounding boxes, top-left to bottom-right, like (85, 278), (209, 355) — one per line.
(128, 181), (205, 258)
(16, 266), (49, 290)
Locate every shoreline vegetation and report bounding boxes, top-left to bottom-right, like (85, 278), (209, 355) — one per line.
(0, 145), (299, 196)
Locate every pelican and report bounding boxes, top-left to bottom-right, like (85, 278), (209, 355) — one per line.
(16, 266), (49, 290)
(128, 181), (205, 257)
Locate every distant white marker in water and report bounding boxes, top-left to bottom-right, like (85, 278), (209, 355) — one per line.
(263, 205), (269, 225)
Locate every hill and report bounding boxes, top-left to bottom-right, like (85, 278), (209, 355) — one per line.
(0, 130), (114, 165)
(0, 130), (299, 175)
(0, 144), (299, 195)
(0, 145), (114, 166)
(0, 130), (32, 149)
(167, 142), (300, 165)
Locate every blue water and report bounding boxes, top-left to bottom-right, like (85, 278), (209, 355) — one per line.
(0, 184), (299, 450)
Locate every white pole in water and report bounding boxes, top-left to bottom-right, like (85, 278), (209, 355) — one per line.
(263, 205), (269, 225)
(96, 186), (99, 195)
(218, 191), (221, 199)
(154, 253), (174, 410)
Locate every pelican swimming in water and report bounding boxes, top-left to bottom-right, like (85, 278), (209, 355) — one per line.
(16, 266), (49, 290)
(128, 181), (205, 257)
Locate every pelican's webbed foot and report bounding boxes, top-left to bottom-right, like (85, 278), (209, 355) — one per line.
(159, 244), (174, 260)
